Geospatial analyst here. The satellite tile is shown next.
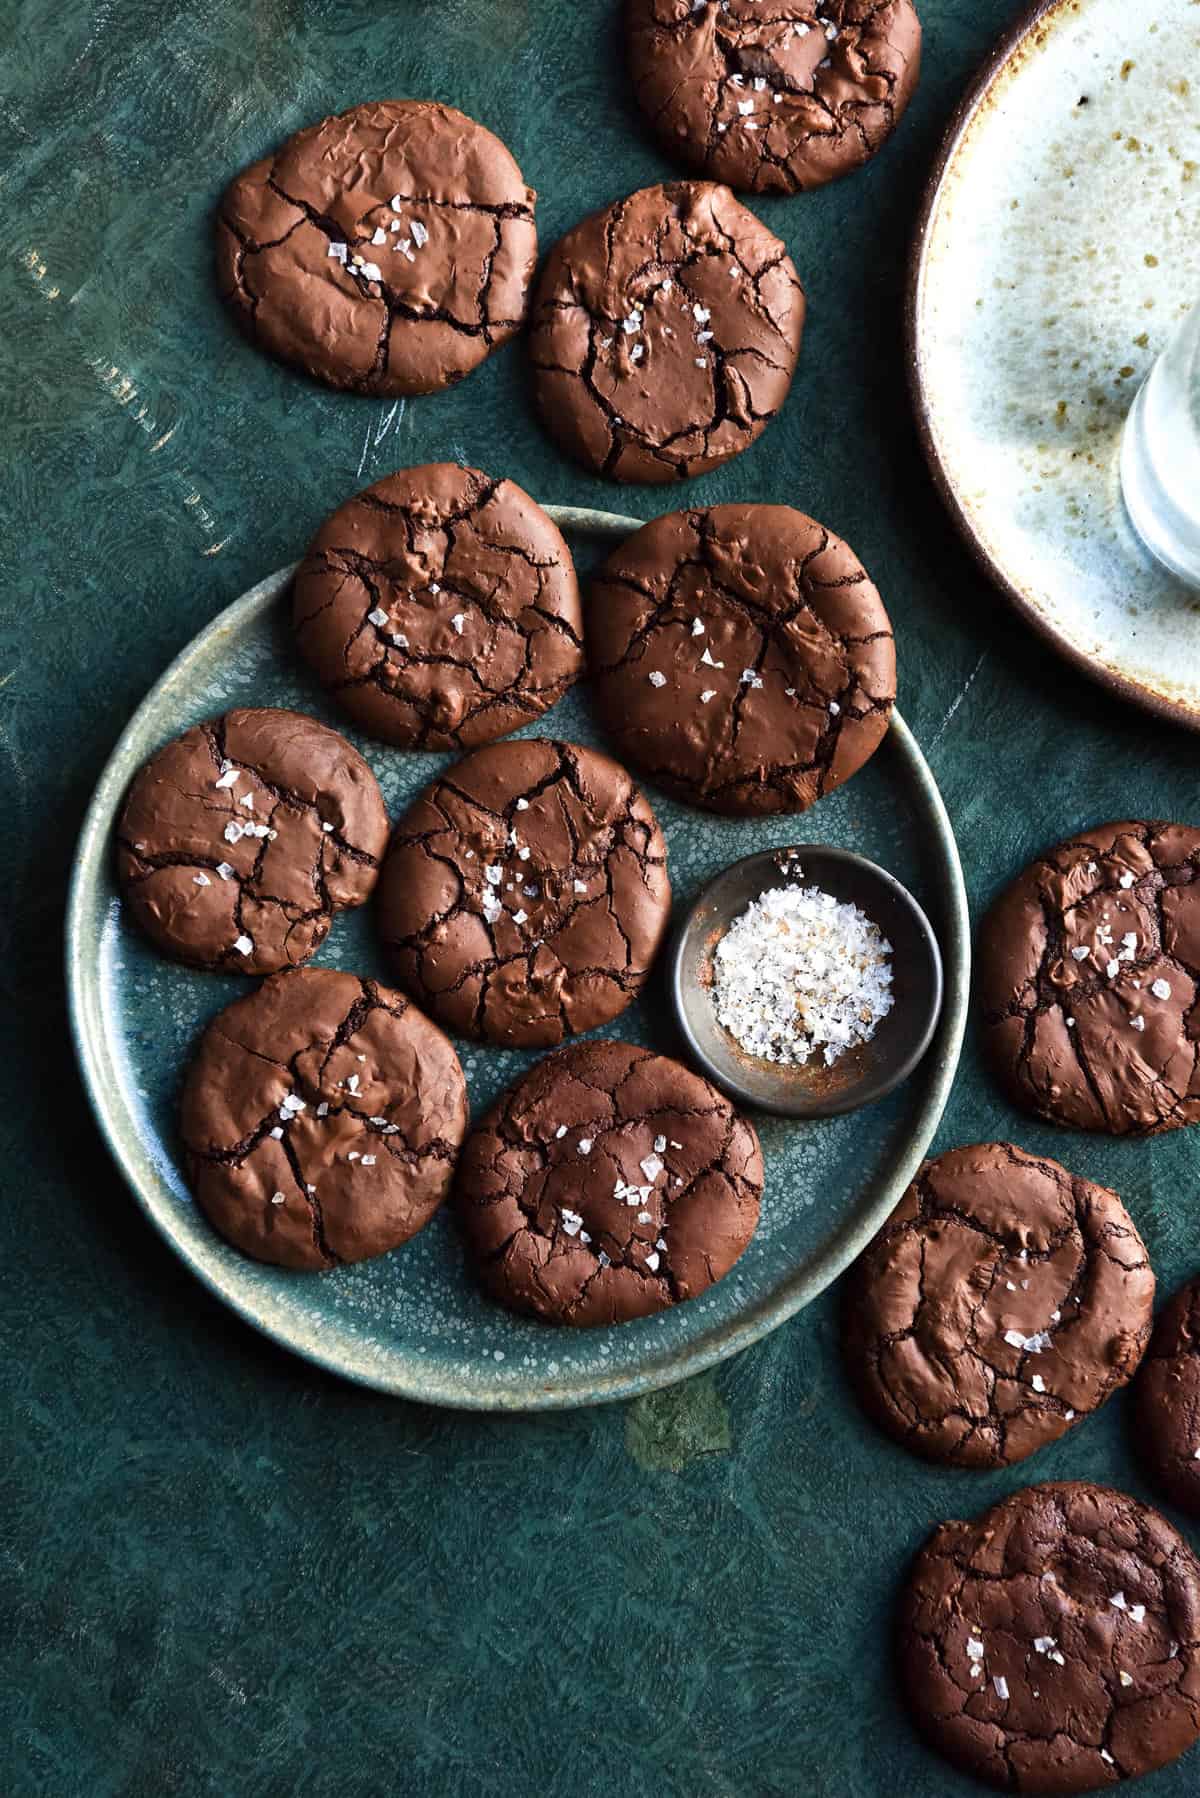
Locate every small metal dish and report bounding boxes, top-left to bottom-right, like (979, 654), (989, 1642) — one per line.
(669, 846), (944, 1119)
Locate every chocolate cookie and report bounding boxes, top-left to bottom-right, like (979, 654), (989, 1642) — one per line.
(1138, 1276), (1200, 1516)
(181, 968), (468, 1270)
(843, 1143), (1154, 1470)
(980, 822), (1200, 1136)
(376, 740), (671, 1048)
(117, 708), (388, 975)
(899, 1481), (1200, 1792)
(587, 504), (894, 814)
(455, 1040), (763, 1325)
(528, 181), (805, 482)
(216, 100), (537, 395)
(628, 1), (922, 196)
(292, 464), (584, 750)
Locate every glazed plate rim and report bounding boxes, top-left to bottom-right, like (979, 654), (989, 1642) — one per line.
(66, 505), (970, 1410)
(906, 0), (1200, 736)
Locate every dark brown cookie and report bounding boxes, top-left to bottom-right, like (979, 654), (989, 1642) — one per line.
(843, 1142), (1154, 1470)
(628, 0), (922, 196)
(376, 740), (671, 1049)
(117, 708), (388, 975)
(1138, 1276), (1200, 1516)
(899, 1481), (1200, 1792)
(216, 100), (537, 395)
(292, 463), (584, 750)
(181, 968), (468, 1270)
(979, 822), (1200, 1136)
(587, 503), (894, 814)
(455, 1040), (763, 1325)
(528, 181), (805, 482)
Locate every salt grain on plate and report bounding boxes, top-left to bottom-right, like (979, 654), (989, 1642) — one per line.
(712, 884), (893, 1067)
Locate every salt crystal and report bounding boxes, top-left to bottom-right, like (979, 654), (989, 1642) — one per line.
(411, 221), (429, 247)
(1152, 978), (1171, 1000)
(701, 688), (718, 703)
(1070, 946), (1089, 961)
(233, 934), (253, 956)
(361, 1155), (376, 1167)
(371, 227), (387, 246)
(269, 1126), (283, 1140)
(654, 1135), (667, 1153)
(573, 879), (587, 894)
(645, 1252), (660, 1272)
(640, 1155), (664, 1182)
(648, 671), (667, 687)
(1119, 871), (1135, 888)
(368, 607), (389, 626)
(193, 872), (210, 887)
(512, 909), (528, 925)
(271, 1191), (286, 1205)
(993, 1676), (1009, 1700)
(327, 242), (348, 264)
(1119, 1670), (1133, 1687)
(216, 862), (234, 880)
(516, 798), (529, 810)
(579, 1138), (593, 1155)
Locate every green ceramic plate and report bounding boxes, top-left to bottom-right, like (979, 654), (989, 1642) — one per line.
(67, 506), (969, 1410)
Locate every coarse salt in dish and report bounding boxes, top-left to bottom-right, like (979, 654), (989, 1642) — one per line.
(711, 880), (894, 1067)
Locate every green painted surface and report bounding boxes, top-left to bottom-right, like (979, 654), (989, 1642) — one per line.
(2, 1), (1199, 1792)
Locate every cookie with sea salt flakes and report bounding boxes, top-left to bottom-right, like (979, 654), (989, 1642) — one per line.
(587, 503), (895, 814)
(979, 821), (1200, 1135)
(843, 1143), (1154, 1470)
(899, 1481), (1200, 1793)
(116, 708), (389, 976)
(455, 1040), (763, 1326)
(528, 181), (805, 482)
(181, 968), (468, 1270)
(628, 1), (922, 197)
(216, 100), (537, 395)
(375, 739), (672, 1048)
(1137, 1275), (1200, 1516)
(292, 463), (584, 750)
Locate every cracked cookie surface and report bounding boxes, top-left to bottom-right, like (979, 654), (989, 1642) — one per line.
(216, 100), (537, 395)
(455, 1039), (763, 1325)
(528, 181), (805, 482)
(292, 463), (584, 750)
(588, 503), (894, 814)
(843, 1143), (1154, 1470)
(180, 968), (469, 1270)
(1137, 1276), (1200, 1517)
(376, 739), (671, 1048)
(979, 822), (1200, 1136)
(117, 707), (388, 975)
(628, 0), (922, 195)
(900, 1480), (1200, 1792)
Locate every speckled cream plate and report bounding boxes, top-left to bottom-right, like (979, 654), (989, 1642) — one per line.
(910, 0), (1200, 730)
(67, 507), (969, 1410)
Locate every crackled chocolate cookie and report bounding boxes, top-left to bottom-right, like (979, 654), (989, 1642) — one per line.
(181, 968), (468, 1270)
(292, 463), (584, 750)
(900, 1481), (1200, 1792)
(1138, 1277), (1200, 1516)
(528, 181), (805, 482)
(455, 1040), (763, 1325)
(216, 100), (537, 395)
(628, 0), (922, 196)
(376, 740), (671, 1048)
(117, 708), (388, 975)
(843, 1143), (1154, 1470)
(980, 822), (1200, 1136)
(588, 503), (894, 814)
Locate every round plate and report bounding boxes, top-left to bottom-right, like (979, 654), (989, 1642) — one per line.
(909, 0), (1200, 732)
(67, 506), (969, 1410)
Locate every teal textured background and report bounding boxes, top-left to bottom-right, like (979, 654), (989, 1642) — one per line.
(3, 1), (1199, 1792)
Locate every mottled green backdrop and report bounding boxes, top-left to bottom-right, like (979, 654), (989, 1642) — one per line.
(3, 1), (1199, 1793)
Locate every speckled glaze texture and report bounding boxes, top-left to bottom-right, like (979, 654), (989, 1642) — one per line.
(7, 2), (1200, 1794)
(911, 0), (1200, 730)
